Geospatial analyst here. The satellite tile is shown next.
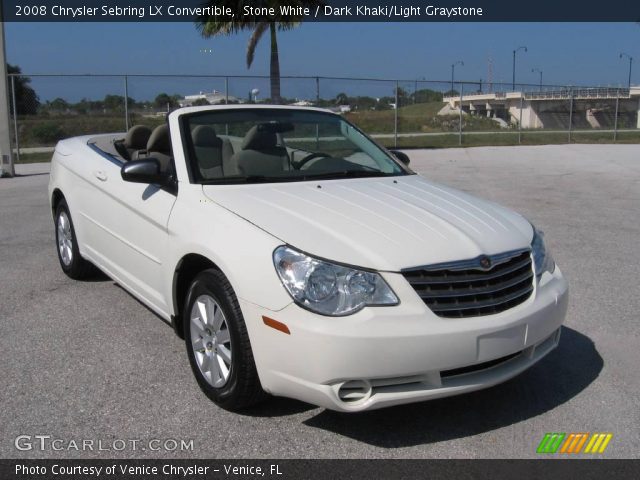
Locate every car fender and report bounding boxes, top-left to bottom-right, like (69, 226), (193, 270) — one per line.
(165, 184), (292, 315)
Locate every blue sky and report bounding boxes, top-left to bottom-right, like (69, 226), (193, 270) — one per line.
(5, 22), (640, 101)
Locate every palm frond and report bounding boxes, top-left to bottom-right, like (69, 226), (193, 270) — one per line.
(195, 0), (327, 100)
(247, 22), (269, 68)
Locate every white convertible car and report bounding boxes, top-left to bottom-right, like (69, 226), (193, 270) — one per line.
(48, 105), (568, 412)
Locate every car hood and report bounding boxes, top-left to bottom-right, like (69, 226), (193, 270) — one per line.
(202, 175), (533, 271)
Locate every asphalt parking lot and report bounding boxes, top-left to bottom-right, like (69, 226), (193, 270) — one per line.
(1, 144), (638, 459)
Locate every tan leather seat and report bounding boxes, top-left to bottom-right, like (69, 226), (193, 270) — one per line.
(146, 125), (173, 173)
(221, 139), (237, 176)
(192, 125), (223, 179)
(231, 125), (290, 177)
(125, 125), (152, 157)
(114, 125), (152, 161)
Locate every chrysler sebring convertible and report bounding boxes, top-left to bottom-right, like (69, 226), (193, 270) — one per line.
(48, 105), (568, 412)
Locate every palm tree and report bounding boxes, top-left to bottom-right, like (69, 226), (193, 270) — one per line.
(335, 93), (349, 105)
(197, 1), (323, 103)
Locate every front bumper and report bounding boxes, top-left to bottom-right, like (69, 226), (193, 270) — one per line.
(240, 266), (568, 412)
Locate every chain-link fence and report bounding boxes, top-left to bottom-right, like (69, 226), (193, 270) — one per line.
(8, 73), (640, 163)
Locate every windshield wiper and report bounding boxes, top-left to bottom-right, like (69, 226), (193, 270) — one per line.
(202, 175), (274, 184)
(201, 170), (407, 185)
(299, 170), (397, 180)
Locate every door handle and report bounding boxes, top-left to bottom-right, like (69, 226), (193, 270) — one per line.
(94, 171), (107, 181)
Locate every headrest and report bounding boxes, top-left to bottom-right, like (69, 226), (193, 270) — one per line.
(192, 125), (220, 147)
(241, 125), (277, 150)
(124, 125), (152, 150)
(147, 124), (171, 154)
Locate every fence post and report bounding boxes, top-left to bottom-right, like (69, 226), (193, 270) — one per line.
(0, 21), (15, 177)
(10, 74), (19, 164)
(224, 77), (230, 135)
(394, 80), (399, 148)
(613, 89), (619, 142)
(567, 88), (573, 143)
(518, 92), (523, 144)
(124, 75), (129, 131)
(458, 83), (463, 146)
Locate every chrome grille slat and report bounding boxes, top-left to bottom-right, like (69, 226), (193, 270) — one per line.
(403, 250), (534, 318)
(405, 255), (531, 284)
(415, 270), (534, 299)
(429, 286), (534, 312)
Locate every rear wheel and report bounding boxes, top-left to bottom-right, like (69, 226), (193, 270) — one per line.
(184, 269), (266, 410)
(55, 199), (94, 279)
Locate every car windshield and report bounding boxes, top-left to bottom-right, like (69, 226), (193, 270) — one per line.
(182, 108), (411, 184)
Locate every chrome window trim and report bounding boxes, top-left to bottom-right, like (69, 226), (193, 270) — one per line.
(87, 141), (124, 167)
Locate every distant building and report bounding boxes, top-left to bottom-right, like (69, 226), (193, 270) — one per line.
(179, 90), (242, 107)
(323, 105), (352, 114)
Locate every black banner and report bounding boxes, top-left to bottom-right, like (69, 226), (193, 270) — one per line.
(2, 459), (640, 480)
(4, 0), (640, 22)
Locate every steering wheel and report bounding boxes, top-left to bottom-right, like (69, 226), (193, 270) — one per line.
(294, 152), (332, 170)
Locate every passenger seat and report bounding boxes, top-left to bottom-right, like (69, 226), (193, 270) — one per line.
(146, 125), (173, 173)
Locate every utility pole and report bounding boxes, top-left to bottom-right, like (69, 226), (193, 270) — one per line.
(532, 68), (543, 92)
(620, 53), (633, 89)
(451, 61), (463, 94)
(512, 46), (527, 91)
(0, 17), (14, 177)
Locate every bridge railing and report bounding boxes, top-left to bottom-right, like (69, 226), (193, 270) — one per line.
(526, 87), (631, 100)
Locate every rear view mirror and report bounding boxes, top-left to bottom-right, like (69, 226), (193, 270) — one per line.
(390, 150), (410, 166)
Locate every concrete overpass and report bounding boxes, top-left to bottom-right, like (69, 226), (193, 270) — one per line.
(442, 87), (640, 129)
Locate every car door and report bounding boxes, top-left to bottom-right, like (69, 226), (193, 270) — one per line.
(79, 143), (177, 316)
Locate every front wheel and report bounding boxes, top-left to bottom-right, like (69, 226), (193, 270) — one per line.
(55, 199), (94, 279)
(184, 269), (266, 410)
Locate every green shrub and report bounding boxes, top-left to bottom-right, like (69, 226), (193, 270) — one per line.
(31, 122), (67, 143)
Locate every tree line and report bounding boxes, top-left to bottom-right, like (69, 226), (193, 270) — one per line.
(9, 64), (450, 117)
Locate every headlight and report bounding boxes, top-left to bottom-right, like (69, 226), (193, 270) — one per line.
(531, 225), (555, 277)
(273, 246), (398, 316)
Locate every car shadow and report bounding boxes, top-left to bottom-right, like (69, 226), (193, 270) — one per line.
(241, 397), (316, 417)
(298, 326), (601, 447)
(142, 184), (160, 201)
(72, 265), (111, 282)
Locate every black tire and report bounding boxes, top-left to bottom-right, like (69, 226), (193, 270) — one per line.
(184, 268), (267, 410)
(54, 199), (95, 280)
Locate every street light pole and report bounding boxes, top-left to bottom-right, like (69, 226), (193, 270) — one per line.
(512, 46), (527, 91)
(620, 52), (633, 89)
(451, 61), (463, 94)
(532, 68), (543, 91)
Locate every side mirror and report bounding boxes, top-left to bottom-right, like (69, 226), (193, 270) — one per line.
(390, 150), (410, 166)
(121, 158), (172, 187)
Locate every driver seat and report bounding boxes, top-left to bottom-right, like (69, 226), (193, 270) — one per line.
(231, 126), (290, 176)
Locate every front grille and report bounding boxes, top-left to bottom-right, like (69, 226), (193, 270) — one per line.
(402, 250), (534, 318)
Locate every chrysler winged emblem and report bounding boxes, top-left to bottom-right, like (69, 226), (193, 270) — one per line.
(479, 255), (492, 270)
